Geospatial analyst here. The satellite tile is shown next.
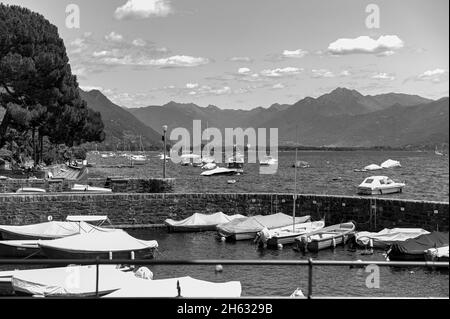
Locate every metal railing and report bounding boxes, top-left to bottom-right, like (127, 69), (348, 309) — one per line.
(0, 259), (448, 299)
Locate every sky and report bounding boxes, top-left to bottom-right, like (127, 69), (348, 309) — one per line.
(2, 0), (449, 109)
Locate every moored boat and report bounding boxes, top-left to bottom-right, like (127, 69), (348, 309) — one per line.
(16, 188), (46, 194)
(357, 176), (405, 195)
(38, 230), (158, 260)
(0, 240), (43, 258)
(165, 212), (245, 232)
(217, 213), (311, 242)
(387, 232), (449, 261)
(425, 246), (449, 262)
(256, 220), (326, 249)
(201, 167), (239, 176)
(294, 222), (356, 252)
(355, 228), (430, 249)
(70, 184), (113, 193)
(260, 156), (278, 166)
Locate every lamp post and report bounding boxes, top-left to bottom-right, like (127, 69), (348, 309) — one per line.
(162, 125), (168, 179)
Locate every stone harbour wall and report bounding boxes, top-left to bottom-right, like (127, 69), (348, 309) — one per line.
(0, 193), (447, 232)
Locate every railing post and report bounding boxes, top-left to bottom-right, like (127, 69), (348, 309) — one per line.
(308, 258), (313, 299)
(95, 257), (100, 298)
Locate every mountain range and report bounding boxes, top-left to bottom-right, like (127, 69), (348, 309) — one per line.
(79, 88), (448, 148)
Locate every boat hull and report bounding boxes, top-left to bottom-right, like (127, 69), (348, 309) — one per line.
(358, 187), (403, 195)
(0, 242), (43, 258)
(167, 225), (218, 233)
(39, 246), (156, 260)
(0, 230), (60, 241)
(217, 231), (256, 242)
(294, 223), (355, 252)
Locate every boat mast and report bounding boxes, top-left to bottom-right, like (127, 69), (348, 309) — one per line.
(293, 125), (299, 232)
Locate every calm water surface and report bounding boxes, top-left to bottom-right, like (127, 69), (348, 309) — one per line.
(88, 151), (449, 202)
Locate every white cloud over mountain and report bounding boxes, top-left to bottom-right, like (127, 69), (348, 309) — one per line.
(328, 35), (404, 56)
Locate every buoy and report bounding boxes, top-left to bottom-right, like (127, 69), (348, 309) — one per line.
(220, 237), (226, 242)
(277, 243), (283, 250)
(48, 216), (53, 222)
(215, 265), (223, 273)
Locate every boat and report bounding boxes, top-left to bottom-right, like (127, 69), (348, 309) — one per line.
(387, 232), (449, 261)
(260, 156), (278, 166)
(217, 213), (311, 242)
(105, 276), (242, 298)
(38, 230), (158, 259)
(11, 265), (137, 297)
(70, 184), (113, 193)
(130, 154), (147, 165)
(435, 146), (444, 156)
(290, 288), (305, 298)
(202, 162), (217, 170)
(227, 179), (237, 185)
(256, 220), (326, 249)
(425, 246), (449, 262)
(226, 146), (244, 172)
(292, 161), (310, 168)
(355, 228), (430, 249)
(363, 164), (383, 171)
(357, 176), (405, 195)
(15, 188), (46, 194)
(0, 240), (43, 258)
(294, 222), (356, 252)
(165, 212), (245, 232)
(0, 218), (115, 241)
(380, 159), (401, 169)
(201, 167), (239, 177)
(158, 153), (171, 161)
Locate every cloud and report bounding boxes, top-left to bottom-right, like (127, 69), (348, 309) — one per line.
(372, 73), (395, 80)
(414, 68), (448, 83)
(115, 0), (172, 19)
(272, 83), (285, 89)
(101, 55), (209, 68)
(328, 35), (404, 56)
(229, 56), (253, 63)
(132, 38), (147, 47)
(311, 69), (335, 78)
(260, 67), (302, 77)
(186, 83), (199, 89)
(105, 32), (124, 42)
(282, 49), (308, 58)
(238, 67), (251, 74)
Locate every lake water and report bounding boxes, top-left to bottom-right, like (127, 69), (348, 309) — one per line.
(89, 151), (449, 202)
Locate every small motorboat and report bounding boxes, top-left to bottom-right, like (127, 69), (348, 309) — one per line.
(355, 164), (383, 172)
(202, 162), (217, 170)
(0, 240), (43, 258)
(260, 156), (278, 166)
(15, 188), (46, 194)
(292, 161), (310, 168)
(355, 228), (430, 249)
(425, 246), (449, 262)
(70, 184), (113, 193)
(0, 216), (115, 240)
(104, 276), (242, 298)
(165, 212), (245, 233)
(294, 222), (356, 252)
(38, 230), (158, 260)
(380, 159), (401, 169)
(357, 176), (405, 195)
(256, 220), (326, 249)
(217, 214), (311, 242)
(227, 180), (237, 185)
(201, 167), (239, 177)
(387, 232), (449, 261)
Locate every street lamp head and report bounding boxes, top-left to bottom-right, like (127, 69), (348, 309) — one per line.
(162, 125), (168, 133)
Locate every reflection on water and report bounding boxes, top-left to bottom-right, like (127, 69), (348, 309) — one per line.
(89, 151), (449, 202)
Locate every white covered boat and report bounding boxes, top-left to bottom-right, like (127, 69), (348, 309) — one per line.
(357, 176), (405, 195)
(105, 276), (242, 298)
(70, 184), (112, 193)
(16, 188), (46, 194)
(260, 156), (278, 166)
(38, 230), (158, 260)
(380, 159), (401, 169)
(201, 167), (239, 177)
(355, 228), (430, 249)
(0, 240), (43, 258)
(217, 213), (311, 241)
(363, 164), (383, 171)
(0, 219), (114, 240)
(256, 220), (326, 249)
(11, 265), (136, 297)
(165, 212), (245, 232)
